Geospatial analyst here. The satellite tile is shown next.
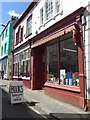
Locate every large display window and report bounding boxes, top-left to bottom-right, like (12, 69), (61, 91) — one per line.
(46, 38), (79, 86)
(47, 43), (58, 83)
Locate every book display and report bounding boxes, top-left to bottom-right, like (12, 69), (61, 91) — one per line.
(60, 71), (79, 86)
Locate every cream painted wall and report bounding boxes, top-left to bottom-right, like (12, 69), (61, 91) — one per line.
(14, 0), (90, 50)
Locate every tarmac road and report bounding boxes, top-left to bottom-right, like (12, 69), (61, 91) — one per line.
(2, 88), (47, 119)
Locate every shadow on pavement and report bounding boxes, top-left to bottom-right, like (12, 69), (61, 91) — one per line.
(50, 113), (90, 120)
(2, 88), (48, 119)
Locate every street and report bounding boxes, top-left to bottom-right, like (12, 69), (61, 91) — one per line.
(1, 80), (90, 120)
(2, 88), (48, 119)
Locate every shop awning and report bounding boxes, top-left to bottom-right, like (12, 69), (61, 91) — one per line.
(31, 23), (80, 48)
(0, 56), (8, 62)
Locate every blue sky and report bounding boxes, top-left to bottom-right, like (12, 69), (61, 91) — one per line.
(0, 1), (32, 34)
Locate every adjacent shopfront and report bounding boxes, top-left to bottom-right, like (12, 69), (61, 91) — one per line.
(12, 41), (31, 88)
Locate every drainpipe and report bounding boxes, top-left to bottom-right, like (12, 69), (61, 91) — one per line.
(82, 15), (88, 111)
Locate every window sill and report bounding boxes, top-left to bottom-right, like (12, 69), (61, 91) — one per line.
(39, 12), (63, 30)
(44, 82), (81, 93)
(22, 77), (30, 80)
(39, 17), (53, 30)
(25, 33), (32, 39)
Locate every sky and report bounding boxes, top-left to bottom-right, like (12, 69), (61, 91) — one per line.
(0, 0), (32, 34)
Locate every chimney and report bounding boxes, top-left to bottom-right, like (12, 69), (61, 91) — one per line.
(11, 16), (18, 24)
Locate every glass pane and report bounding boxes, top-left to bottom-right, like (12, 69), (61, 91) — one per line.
(46, 0), (53, 20)
(47, 43), (59, 84)
(60, 39), (79, 86)
(23, 61), (26, 76)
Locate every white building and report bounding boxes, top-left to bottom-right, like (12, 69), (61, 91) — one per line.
(12, 0), (90, 111)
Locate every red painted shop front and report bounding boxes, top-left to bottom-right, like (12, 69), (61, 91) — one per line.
(30, 7), (86, 109)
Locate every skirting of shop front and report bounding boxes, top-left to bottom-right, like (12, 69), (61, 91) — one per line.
(43, 83), (85, 109)
(12, 77), (31, 88)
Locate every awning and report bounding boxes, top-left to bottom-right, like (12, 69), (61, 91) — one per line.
(31, 23), (80, 48)
(0, 56), (8, 62)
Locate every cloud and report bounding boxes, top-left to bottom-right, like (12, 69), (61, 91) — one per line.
(8, 10), (21, 17)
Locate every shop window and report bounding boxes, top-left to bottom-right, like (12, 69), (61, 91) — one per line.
(14, 49), (30, 78)
(23, 61), (26, 76)
(47, 43), (58, 83)
(19, 61), (23, 76)
(46, 38), (79, 86)
(14, 63), (18, 76)
(60, 39), (79, 86)
(27, 59), (30, 77)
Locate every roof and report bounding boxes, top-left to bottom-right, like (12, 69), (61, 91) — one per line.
(1, 21), (10, 35)
(13, 1), (38, 29)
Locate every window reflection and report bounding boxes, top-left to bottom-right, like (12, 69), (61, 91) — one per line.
(46, 38), (79, 86)
(60, 39), (79, 86)
(47, 43), (59, 83)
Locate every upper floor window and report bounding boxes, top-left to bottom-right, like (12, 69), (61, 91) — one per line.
(21, 27), (23, 41)
(4, 43), (7, 53)
(5, 29), (8, 37)
(15, 32), (19, 45)
(46, 0), (53, 20)
(40, 8), (44, 24)
(55, 0), (60, 13)
(27, 16), (32, 36)
(2, 33), (4, 40)
(40, 0), (62, 26)
(18, 26), (21, 43)
(1, 46), (3, 56)
(15, 26), (23, 45)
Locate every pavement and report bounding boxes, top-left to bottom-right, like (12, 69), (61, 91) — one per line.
(0, 79), (90, 120)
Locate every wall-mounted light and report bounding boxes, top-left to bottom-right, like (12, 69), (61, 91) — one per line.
(74, 43), (77, 46)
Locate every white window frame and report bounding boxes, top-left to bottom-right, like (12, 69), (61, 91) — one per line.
(27, 16), (32, 36)
(55, 0), (60, 14)
(45, 0), (53, 21)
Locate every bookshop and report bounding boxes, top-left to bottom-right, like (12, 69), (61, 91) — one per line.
(31, 7), (85, 109)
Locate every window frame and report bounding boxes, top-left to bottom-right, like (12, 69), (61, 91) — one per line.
(46, 37), (79, 87)
(55, 0), (60, 14)
(45, 0), (53, 21)
(40, 7), (44, 24)
(27, 15), (32, 37)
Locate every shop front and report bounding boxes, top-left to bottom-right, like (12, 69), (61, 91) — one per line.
(30, 7), (85, 109)
(12, 42), (31, 88)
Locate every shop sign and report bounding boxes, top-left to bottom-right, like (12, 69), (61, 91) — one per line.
(9, 81), (24, 104)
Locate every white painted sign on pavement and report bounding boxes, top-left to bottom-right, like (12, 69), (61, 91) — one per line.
(9, 81), (24, 104)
